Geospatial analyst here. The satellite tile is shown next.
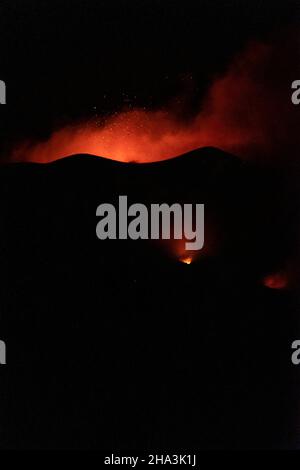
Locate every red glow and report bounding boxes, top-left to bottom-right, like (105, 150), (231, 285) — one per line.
(262, 272), (288, 290)
(9, 40), (299, 165)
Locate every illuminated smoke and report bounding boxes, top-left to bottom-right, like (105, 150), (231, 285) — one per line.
(9, 36), (299, 165)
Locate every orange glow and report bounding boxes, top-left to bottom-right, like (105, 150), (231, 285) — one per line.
(9, 41), (297, 165)
(179, 256), (193, 265)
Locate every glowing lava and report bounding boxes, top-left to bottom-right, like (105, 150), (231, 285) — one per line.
(180, 256), (193, 265)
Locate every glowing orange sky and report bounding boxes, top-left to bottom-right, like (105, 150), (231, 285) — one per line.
(9, 40), (298, 166)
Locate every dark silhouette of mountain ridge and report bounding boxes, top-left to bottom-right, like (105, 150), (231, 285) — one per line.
(0, 146), (298, 449)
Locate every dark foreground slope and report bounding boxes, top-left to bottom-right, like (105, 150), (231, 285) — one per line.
(0, 147), (299, 449)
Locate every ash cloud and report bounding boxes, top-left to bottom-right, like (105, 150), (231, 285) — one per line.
(9, 31), (300, 167)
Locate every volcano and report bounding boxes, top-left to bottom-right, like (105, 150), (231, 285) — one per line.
(0, 146), (299, 449)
